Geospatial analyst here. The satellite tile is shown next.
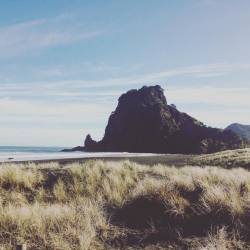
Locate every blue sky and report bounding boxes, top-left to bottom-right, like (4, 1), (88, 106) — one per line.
(0, 0), (250, 146)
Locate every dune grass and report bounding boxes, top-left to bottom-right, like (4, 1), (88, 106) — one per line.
(191, 148), (250, 168)
(0, 159), (250, 249)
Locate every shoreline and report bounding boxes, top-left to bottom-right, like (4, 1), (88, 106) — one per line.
(0, 153), (193, 166)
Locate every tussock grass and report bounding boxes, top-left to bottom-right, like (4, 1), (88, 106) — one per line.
(191, 227), (247, 250)
(0, 164), (44, 190)
(1, 160), (250, 249)
(191, 148), (250, 168)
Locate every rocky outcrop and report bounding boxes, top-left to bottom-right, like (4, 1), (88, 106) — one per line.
(70, 85), (246, 154)
(225, 123), (250, 144)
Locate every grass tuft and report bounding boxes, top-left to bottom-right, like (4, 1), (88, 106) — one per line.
(0, 158), (250, 249)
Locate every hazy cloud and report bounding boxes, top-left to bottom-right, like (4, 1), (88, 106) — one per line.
(2, 62), (250, 91)
(0, 16), (105, 58)
(1, 62), (249, 145)
(167, 86), (250, 107)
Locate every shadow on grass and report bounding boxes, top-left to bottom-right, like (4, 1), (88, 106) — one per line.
(107, 185), (250, 248)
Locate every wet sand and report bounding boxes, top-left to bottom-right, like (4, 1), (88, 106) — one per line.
(1, 154), (193, 166)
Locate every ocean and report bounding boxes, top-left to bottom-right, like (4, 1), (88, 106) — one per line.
(0, 146), (71, 162)
(0, 146), (156, 162)
(0, 146), (65, 153)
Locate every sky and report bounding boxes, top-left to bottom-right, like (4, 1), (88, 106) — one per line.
(0, 0), (250, 147)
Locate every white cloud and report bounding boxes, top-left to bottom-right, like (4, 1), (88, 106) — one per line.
(139, 63), (250, 82)
(1, 63), (250, 107)
(167, 86), (250, 107)
(0, 16), (105, 58)
(0, 127), (103, 147)
(2, 62), (250, 96)
(1, 85), (248, 146)
(29, 62), (250, 89)
(0, 98), (112, 146)
(186, 108), (250, 129)
(0, 98), (111, 122)
(167, 86), (250, 128)
(1, 62), (250, 146)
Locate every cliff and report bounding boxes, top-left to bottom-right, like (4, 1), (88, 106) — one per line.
(81, 85), (246, 154)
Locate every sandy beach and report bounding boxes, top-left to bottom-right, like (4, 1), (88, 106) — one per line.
(0, 151), (192, 166)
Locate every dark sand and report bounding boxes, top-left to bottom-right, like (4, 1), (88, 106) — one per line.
(3, 154), (193, 166)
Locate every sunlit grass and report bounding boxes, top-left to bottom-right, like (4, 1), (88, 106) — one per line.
(191, 148), (250, 168)
(0, 157), (250, 249)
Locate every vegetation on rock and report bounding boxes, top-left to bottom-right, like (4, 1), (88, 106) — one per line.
(225, 123), (250, 144)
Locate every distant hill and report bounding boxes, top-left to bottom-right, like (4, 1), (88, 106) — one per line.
(65, 85), (246, 154)
(225, 123), (250, 144)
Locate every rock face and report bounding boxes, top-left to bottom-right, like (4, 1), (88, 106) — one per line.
(83, 85), (246, 154)
(225, 123), (250, 144)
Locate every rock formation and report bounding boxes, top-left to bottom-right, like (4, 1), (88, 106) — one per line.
(66, 85), (246, 154)
(225, 123), (250, 144)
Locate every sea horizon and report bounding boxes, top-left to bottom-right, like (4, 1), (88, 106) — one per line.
(0, 145), (67, 152)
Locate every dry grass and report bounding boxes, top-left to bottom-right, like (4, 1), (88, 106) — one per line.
(191, 148), (250, 168)
(191, 227), (247, 250)
(1, 158), (250, 249)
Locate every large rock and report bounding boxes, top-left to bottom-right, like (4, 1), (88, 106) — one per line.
(83, 85), (246, 154)
(225, 123), (250, 144)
